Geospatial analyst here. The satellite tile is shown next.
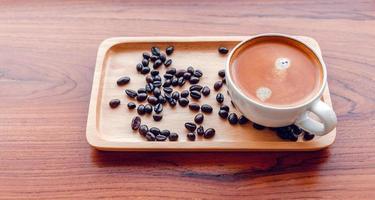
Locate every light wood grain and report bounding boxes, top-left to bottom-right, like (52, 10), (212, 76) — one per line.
(0, 0), (374, 199)
(87, 36), (336, 151)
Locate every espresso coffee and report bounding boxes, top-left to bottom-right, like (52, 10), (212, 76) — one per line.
(230, 36), (323, 107)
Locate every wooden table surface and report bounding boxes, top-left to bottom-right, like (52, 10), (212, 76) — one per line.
(0, 0), (374, 199)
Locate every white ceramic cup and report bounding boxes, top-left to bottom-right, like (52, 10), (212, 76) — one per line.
(225, 33), (337, 136)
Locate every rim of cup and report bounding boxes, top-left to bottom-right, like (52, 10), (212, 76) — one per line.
(225, 33), (327, 110)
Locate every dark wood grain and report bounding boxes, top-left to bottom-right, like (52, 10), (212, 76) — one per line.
(0, 0), (374, 199)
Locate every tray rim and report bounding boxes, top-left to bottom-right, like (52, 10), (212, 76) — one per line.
(86, 36), (336, 151)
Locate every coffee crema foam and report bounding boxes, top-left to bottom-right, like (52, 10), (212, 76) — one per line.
(230, 36), (323, 107)
(256, 87), (272, 102)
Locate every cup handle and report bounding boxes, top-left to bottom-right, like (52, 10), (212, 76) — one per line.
(295, 100), (337, 136)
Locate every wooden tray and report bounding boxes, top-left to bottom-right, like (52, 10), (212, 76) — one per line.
(86, 36), (336, 151)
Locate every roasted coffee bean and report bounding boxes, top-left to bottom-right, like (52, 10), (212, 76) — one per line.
(144, 104), (153, 114)
(220, 105), (230, 112)
(193, 69), (203, 78)
(166, 67), (177, 75)
(218, 110), (228, 119)
(117, 76), (130, 86)
(181, 90), (189, 98)
(156, 135), (167, 141)
(163, 87), (173, 94)
(150, 127), (161, 136)
(131, 116), (141, 130)
(146, 132), (156, 141)
(164, 93), (172, 101)
(138, 88), (147, 94)
(158, 95), (166, 104)
(216, 93), (224, 103)
(156, 75), (165, 82)
(127, 102), (136, 109)
(183, 72), (191, 80)
(166, 46), (174, 55)
(172, 91), (180, 100)
(153, 59), (163, 69)
(289, 133), (298, 141)
(303, 132), (315, 141)
(176, 69), (186, 77)
(142, 58), (149, 67)
(214, 80), (223, 91)
(153, 81), (162, 88)
(145, 83), (154, 92)
(178, 98), (189, 107)
(160, 130), (170, 137)
(178, 77), (185, 86)
(164, 93), (175, 103)
(136, 63), (143, 72)
(125, 89), (137, 98)
(204, 128), (215, 138)
(187, 66), (194, 74)
(153, 74), (162, 81)
(151, 70), (159, 76)
(202, 86), (210, 96)
(137, 104), (145, 115)
(228, 113), (238, 124)
(171, 77), (178, 86)
(253, 123), (265, 130)
(201, 104), (213, 113)
(143, 52), (150, 60)
(147, 96), (158, 105)
(164, 59), (172, 67)
(187, 132), (196, 141)
(153, 87), (161, 97)
(169, 99), (177, 107)
(194, 113), (204, 124)
(154, 103), (163, 114)
(153, 114), (163, 121)
(196, 126), (204, 136)
(159, 53), (166, 62)
(279, 127), (299, 141)
(218, 69), (225, 78)
(109, 99), (120, 108)
(167, 94), (176, 103)
(141, 66), (150, 74)
(275, 127), (290, 140)
(163, 73), (174, 79)
(190, 90), (201, 99)
(290, 125), (303, 135)
(189, 84), (203, 92)
(169, 132), (178, 141)
(188, 103), (200, 111)
(136, 93), (148, 102)
(163, 79), (172, 87)
(145, 75), (153, 83)
(151, 46), (161, 56)
(218, 46), (229, 54)
(150, 55), (158, 62)
(189, 76), (200, 84)
(238, 115), (249, 124)
(138, 124), (148, 136)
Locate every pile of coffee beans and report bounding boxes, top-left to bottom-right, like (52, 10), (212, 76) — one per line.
(109, 45), (315, 143)
(131, 118), (178, 142)
(271, 125), (315, 141)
